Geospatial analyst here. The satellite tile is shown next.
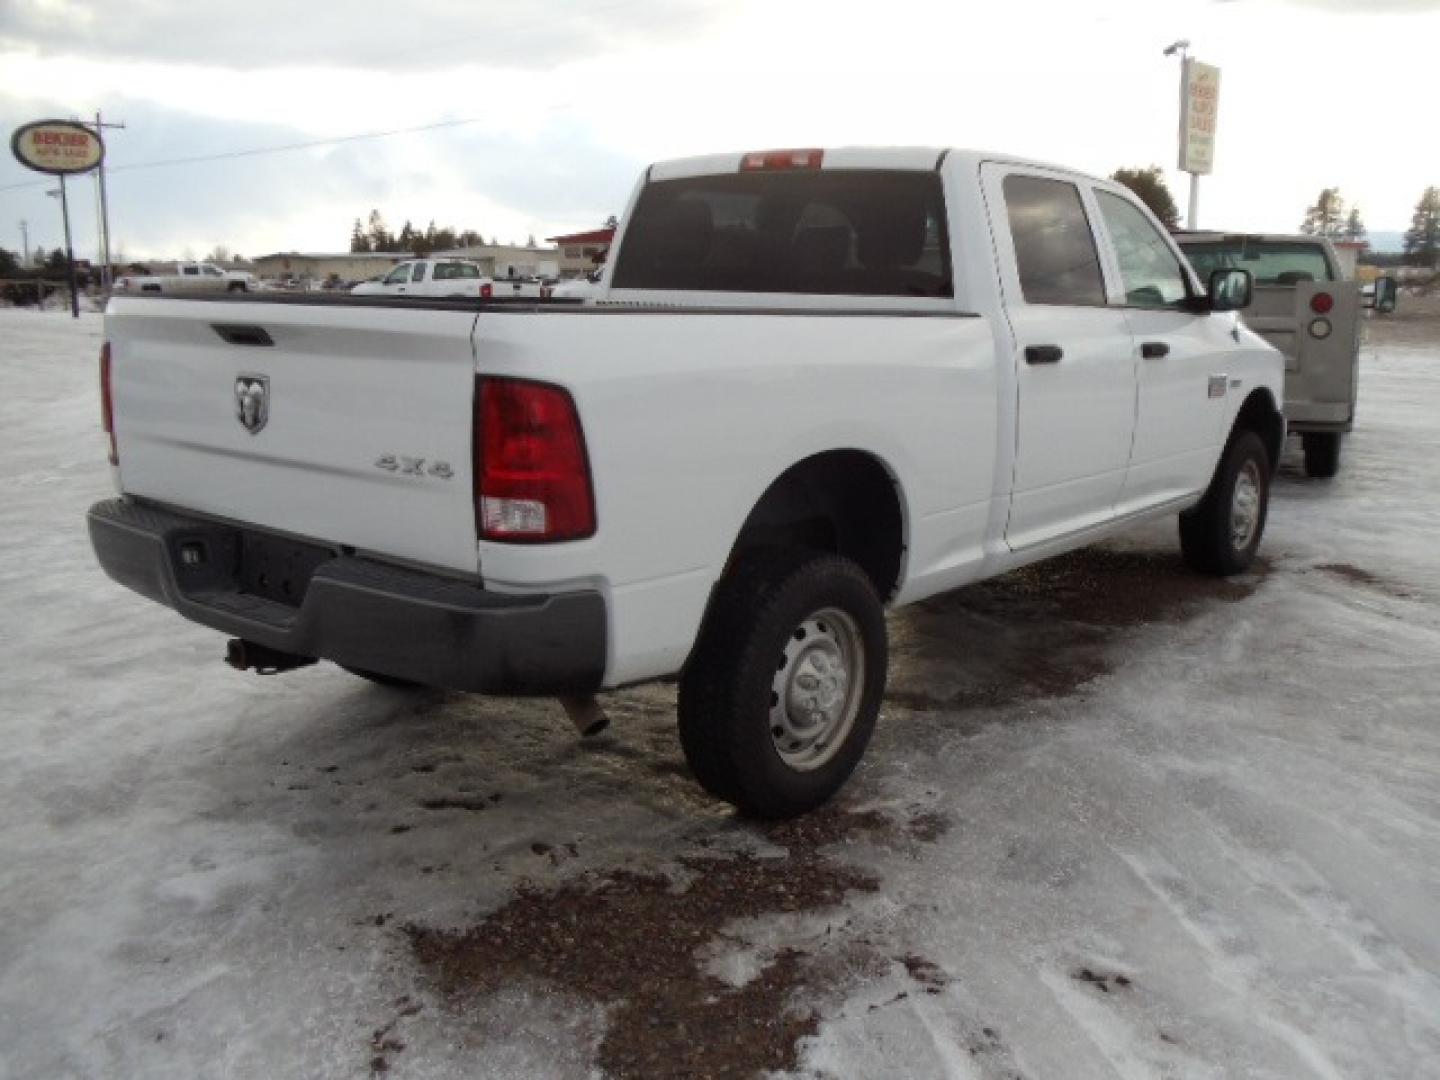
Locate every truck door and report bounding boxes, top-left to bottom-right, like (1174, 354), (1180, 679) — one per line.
(380, 262), (414, 295)
(982, 165), (1137, 551)
(1090, 187), (1229, 511)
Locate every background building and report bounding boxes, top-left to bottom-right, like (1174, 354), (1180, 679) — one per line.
(252, 251), (404, 283)
(547, 228), (615, 278)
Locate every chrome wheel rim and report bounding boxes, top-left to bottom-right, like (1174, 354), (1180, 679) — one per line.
(1231, 460), (1262, 550)
(769, 607), (864, 772)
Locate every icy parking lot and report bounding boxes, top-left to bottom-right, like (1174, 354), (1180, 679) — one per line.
(2, 304), (1439, 1079)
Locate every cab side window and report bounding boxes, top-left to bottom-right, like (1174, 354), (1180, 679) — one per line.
(1002, 174), (1106, 306)
(1096, 191), (1189, 308)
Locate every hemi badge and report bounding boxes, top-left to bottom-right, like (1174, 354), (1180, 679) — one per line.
(1208, 375), (1228, 399)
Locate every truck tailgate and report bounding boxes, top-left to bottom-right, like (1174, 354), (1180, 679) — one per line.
(106, 298), (480, 575)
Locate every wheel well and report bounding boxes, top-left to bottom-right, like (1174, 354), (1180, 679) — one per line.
(729, 450), (905, 600)
(1232, 388), (1284, 471)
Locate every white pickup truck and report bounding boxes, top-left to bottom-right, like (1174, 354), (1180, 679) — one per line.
(89, 147), (1283, 818)
(350, 258), (548, 300)
(113, 262), (259, 295)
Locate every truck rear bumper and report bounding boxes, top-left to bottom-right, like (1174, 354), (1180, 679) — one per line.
(87, 498), (606, 695)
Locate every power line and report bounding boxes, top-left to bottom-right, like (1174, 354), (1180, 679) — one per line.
(0, 115), (489, 193)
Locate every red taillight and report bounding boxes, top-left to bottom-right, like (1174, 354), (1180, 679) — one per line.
(1310, 291), (1334, 314)
(99, 342), (118, 465)
(740, 148), (824, 171)
(476, 378), (595, 543)
(480, 282), (493, 299)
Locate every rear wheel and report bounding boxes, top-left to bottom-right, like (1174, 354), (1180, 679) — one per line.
(1302, 431), (1342, 479)
(1179, 429), (1270, 576)
(677, 549), (887, 818)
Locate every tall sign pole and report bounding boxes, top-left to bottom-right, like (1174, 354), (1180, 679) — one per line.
(1176, 54), (1221, 230)
(92, 111), (125, 291)
(9, 118), (106, 318)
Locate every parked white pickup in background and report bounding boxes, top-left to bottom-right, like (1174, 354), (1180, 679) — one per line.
(349, 258), (547, 299)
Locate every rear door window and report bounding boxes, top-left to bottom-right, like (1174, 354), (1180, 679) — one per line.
(611, 169), (952, 297)
(1001, 175), (1106, 306)
(1095, 191), (1190, 308)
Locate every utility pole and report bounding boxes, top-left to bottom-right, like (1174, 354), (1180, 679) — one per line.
(48, 181), (80, 318)
(18, 220), (29, 267)
(91, 111), (125, 291)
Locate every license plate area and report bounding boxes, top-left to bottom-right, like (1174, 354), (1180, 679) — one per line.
(237, 532), (335, 607)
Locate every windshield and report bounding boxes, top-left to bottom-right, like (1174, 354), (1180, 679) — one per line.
(611, 169), (952, 297)
(1179, 239), (1335, 285)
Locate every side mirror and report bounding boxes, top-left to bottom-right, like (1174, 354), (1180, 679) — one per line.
(1208, 267), (1252, 312)
(1372, 275), (1398, 314)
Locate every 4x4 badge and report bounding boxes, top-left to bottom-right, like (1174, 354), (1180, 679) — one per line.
(235, 374), (269, 434)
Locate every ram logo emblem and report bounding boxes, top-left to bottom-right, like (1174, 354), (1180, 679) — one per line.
(235, 374), (269, 435)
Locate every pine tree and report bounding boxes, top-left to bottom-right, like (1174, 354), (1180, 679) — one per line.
(350, 218), (370, 253)
(1301, 188), (1346, 238)
(1109, 166), (1180, 230)
(367, 210), (390, 252)
(1403, 186), (1440, 268)
(1342, 207), (1366, 243)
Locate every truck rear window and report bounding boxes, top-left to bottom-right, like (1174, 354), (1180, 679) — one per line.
(611, 169), (952, 297)
(1179, 240), (1335, 285)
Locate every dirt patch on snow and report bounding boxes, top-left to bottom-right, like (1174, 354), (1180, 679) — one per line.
(404, 805), (943, 1079)
(1314, 562), (1419, 600)
(888, 546), (1265, 715)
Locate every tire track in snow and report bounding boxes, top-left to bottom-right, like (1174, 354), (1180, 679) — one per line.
(1114, 849), (1348, 1080)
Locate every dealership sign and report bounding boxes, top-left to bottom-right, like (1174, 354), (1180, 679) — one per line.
(1178, 60), (1220, 175)
(10, 118), (105, 175)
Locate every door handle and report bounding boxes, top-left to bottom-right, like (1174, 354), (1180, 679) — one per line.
(1025, 345), (1063, 365)
(1141, 341), (1170, 359)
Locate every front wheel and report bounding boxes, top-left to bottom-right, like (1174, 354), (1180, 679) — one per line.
(1302, 431), (1342, 479)
(1179, 429), (1271, 576)
(677, 549), (887, 819)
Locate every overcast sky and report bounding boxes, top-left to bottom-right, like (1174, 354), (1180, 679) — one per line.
(2, 0), (1437, 261)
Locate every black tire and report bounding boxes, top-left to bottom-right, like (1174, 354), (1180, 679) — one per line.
(1179, 429), (1271, 576)
(677, 548), (887, 819)
(341, 665), (423, 690)
(227, 282), (246, 293)
(1302, 431), (1342, 479)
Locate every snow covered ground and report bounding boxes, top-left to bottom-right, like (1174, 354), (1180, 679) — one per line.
(1, 305), (1437, 1079)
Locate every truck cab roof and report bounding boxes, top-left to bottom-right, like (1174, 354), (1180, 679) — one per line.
(645, 146), (1103, 183)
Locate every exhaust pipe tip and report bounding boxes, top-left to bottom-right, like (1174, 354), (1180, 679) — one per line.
(560, 695), (610, 738)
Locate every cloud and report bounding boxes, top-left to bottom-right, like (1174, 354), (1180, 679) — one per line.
(0, 0), (728, 71)
(1276, 0), (1440, 10)
(0, 93), (642, 259)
